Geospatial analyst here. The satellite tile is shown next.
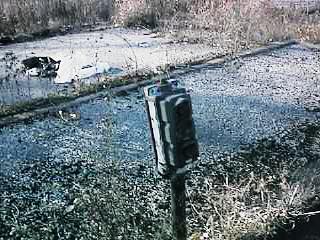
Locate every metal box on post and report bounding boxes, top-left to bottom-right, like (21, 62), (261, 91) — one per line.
(144, 80), (199, 178)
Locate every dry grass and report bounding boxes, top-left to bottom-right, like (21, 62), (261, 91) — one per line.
(188, 174), (304, 240)
(186, 122), (320, 240)
(117, 0), (320, 54)
(1, 116), (319, 239)
(2, 0), (320, 47)
(0, 0), (114, 35)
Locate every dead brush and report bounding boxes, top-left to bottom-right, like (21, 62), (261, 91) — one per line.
(0, 0), (114, 35)
(120, 0), (320, 54)
(200, 0), (320, 46)
(189, 173), (305, 240)
(177, 0), (296, 52)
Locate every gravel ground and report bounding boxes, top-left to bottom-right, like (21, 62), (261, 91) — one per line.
(1, 44), (319, 175)
(184, 45), (320, 109)
(1, 44), (320, 239)
(0, 91), (313, 175)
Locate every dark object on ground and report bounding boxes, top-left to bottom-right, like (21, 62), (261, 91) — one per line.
(22, 57), (61, 71)
(0, 36), (14, 45)
(268, 196), (320, 240)
(22, 56), (61, 77)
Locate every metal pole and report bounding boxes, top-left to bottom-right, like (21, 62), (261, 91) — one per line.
(171, 173), (187, 240)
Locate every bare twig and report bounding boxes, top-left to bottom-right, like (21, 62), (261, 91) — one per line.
(289, 185), (300, 206)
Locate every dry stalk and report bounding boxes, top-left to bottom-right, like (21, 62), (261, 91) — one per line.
(189, 173), (306, 240)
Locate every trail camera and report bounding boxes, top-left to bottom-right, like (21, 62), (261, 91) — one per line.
(144, 79), (199, 178)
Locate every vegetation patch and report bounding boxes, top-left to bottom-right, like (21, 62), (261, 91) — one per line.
(189, 121), (320, 239)
(2, 0), (320, 48)
(0, 76), (134, 120)
(1, 119), (320, 239)
(1, 1), (320, 239)
(0, 95), (74, 119)
(117, 0), (320, 53)
(0, 0), (114, 37)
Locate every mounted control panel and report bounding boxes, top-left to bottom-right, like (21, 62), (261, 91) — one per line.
(144, 79), (199, 178)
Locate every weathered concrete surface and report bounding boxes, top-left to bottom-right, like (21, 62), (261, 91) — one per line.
(0, 28), (215, 105)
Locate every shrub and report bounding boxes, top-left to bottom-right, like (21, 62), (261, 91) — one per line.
(0, 0), (115, 35)
(117, 0), (320, 51)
